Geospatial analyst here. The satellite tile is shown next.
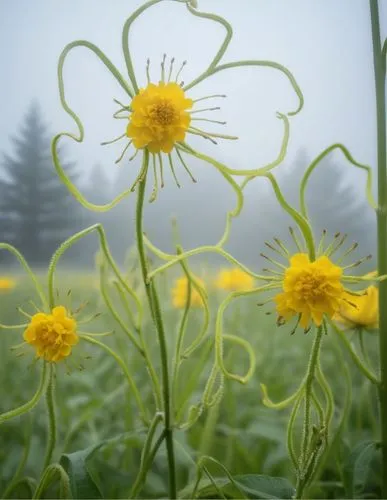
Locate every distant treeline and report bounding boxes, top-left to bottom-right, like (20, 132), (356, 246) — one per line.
(0, 102), (376, 271)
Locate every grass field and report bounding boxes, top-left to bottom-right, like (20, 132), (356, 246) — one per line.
(0, 268), (381, 499)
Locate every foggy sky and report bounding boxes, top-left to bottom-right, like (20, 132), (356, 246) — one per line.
(0, 0), (386, 191)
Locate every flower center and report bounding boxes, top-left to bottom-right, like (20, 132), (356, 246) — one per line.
(149, 101), (177, 126)
(295, 271), (326, 302)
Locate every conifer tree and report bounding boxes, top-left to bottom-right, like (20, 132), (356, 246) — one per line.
(0, 101), (81, 266)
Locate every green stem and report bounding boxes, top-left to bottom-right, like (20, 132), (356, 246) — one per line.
(296, 326), (324, 499)
(136, 150), (177, 499)
(129, 413), (164, 498)
(370, 3), (387, 495)
(42, 364), (56, 471)
(0, 363), (48, 424)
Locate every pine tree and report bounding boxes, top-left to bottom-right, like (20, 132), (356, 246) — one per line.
(0, 101), (81, 266)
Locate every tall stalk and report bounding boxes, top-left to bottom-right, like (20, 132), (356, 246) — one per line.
(369, 0), (387, 496)
(135, 150), (177, 499)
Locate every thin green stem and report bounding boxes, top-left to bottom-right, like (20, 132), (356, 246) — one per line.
(129, 413), (163, 498)
(296, 326), (324, 499)
(42, 364), (56, 472)
(370, 2), (387, 495)
(0, 363), (48, 424)
(135, 150), (177, 499)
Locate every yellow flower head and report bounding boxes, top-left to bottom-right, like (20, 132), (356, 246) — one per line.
(334, 285), (379, 329)
(274, 253), (344, 329)
(23, 306), (79, 362)
(127, 82), (193, 154)
(0, 277), (16, 291)
(215, 268), (254, 292)
(172, 276), (204, 309)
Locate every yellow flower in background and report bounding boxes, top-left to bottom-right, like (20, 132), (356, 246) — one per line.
(127, 82), (193, 154)
(334, 285), (379, 329)
(215, 268), (254, 292)
(0, 277), (16, 291)
(172, 276), (204, 309)
(23, 306), (79, 362)
(274, 253), (344, 329)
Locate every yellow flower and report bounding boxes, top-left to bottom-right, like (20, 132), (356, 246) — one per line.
(0, 277), (16, 291)
(127, 82), (193, 154)
(274, 253), (344, 329)
(334, 285), (379, 329)
(215, 268), (254, 291)
(172, 276), (204, 309)
(23, 306), (79, 362)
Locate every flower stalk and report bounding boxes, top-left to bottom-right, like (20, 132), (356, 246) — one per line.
(135, 150), (177, 499)
(369, 0), (387, 496)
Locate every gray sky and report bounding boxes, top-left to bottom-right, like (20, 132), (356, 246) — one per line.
(0, 0), (386, 191)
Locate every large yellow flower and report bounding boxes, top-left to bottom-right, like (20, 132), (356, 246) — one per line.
(215, 267), (254, 292)
(172, 276), (204, 309)
(334, 285), (379, 329)
(274, 253), (344, 329)
(23, 306), (79, 362)
(127, 82), (193, 154)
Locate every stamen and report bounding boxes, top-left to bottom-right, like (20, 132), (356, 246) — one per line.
(175, 60), (187, 83)
(324, 232), (342, 256)
(260, 253), (287, 269)
(343, 255), (372, 270)
(317, 229), (327, 256)
(327, 233), (348, 257)
(161, 54), (166, 82)
(77, 313), (102, 325)
(101, 133), (127, 146)
(146, 58), (151, 84)
(167, 57), (175, 82)
(262, 267), (283, 276)
(289, 227), (304, 252)
(336, 242), (359, 264)
(188, 126), (238, 141)
(191, 118), (226, 125)
(113, 98), (129, 109)
(129, 149), (139, 162)
(193, 94), (226, 103)
(273, 237), (290, 257)
(277, 316), (286, 326)
(28, 300), (40, 313)
(257, 297), (273, 306)
(17, 307), (32, 319)
(176, 147), (197, 183)
(115, 141), (132, 164)
(188, 128), (217, 144)
(149, 153), (159, 203)
(265, 241), (286, 259)
(290, 316), (301, 335)
(190, 107), (220, 114)
(158, 153), (165, 188)
(79, 330), (114, 337)
(72, 301), (89, 315)
(168, 153), (181, 188)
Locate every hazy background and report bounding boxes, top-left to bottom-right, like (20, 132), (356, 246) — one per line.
(0, 0), (384, 270)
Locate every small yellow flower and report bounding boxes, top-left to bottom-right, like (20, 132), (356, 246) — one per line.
(274, 253), (344, 329)
(23, 306), (79, 362)
(0, 277), (16, 291)
(215, 268), (254, 292)
(127, 82), (193, 154)
(334, 285), (379, 329)
(172, 276), (204, 309)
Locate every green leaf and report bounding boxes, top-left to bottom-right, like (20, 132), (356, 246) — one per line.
(342, 440), (381, 499)
(60, 443), (104, 499)
(231, 475), (295, 499)
(186, 474), (295, 499)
